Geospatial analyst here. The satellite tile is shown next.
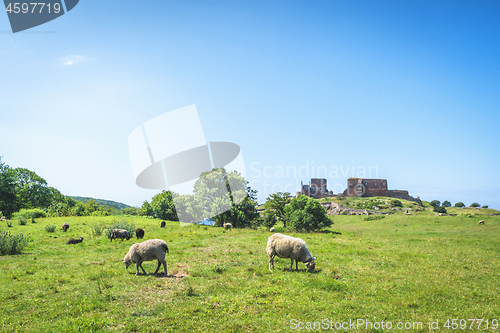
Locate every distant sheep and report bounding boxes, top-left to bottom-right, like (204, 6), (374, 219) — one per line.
(478, 220), (485, 225)
(1, 216), (6, 221)
(223, 223), (232, 230)
(62, 223), (69, 232)
(111, 229), (130, 241)
(66, 237), (83, 245)
(160, 221), (166, 228)
(266, 233), (316, 272)
(123, 239), (169, 276)
(135, 228), (145, 239)
(270, 227), (276, 232)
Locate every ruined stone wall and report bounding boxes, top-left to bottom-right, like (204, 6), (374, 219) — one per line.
(344, 178), (388, 197)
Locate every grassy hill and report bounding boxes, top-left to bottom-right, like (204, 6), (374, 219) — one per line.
(70, 196), (133, 210)
(1, 211), (499, 332)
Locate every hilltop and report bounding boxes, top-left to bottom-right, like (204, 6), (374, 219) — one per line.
(69, 196), (134, 210)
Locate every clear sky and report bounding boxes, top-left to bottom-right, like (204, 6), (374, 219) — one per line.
(1, 0), (499, 208)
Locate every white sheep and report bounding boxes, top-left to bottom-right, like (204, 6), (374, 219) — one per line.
(270, 227), (276, 232)
(223, 223), (232, 230)
(123, 239), (169, 276)
(111, 229), (130, 241)
(266, 233), (316, 272)
(478, 220), (485, 225)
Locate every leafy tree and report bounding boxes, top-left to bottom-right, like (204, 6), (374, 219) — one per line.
(262, 210), (277, 229)
(482, 205), (489, 209)
(139, 200), (153, 217)
(470, 203), (480, 208)
(442, 200), (451, 207)
(454, 202), (465, 208)
(390, 199), (403, 208)
(430, 200), (441, 208)
(263, 192), (291, 227)
(433, 206), (447, 214)
(0, 157), (19, 218)
(177, 168), (259, 228)
(285, 195), (332, 232)
(150, 191), (178, 221)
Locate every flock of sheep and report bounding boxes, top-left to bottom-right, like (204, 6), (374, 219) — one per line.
(62, 220), (317, 277)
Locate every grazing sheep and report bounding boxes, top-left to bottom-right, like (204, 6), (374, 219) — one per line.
(111, 229), (130, 241)
(123, 239), (169, 276)
(266, 233), (316, 273)
(160, 221), (166, 228)
(66, 237), (83, 245)
(1, 216), (6, 221)
(270, 227), (276, 232)
(223, 223), (232, 230)
(62, 223), (69, 232)
(478, 220), (485, 225)
(135, 228), (145, 239)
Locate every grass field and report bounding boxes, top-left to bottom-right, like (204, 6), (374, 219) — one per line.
(1, 209), (499, 332)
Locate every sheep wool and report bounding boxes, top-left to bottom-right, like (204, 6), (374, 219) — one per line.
(111, 229), (130, 241)
(266, 233), (316, 272)
(123, 239), (169, 277)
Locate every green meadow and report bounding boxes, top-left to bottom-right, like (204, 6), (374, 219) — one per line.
(1, 207), (499, 332)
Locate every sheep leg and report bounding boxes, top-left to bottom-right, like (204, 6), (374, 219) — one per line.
(296, 260), (299, 271)
(136, 263), (147, 275)
(289, 259), (294, 271)
(268, 255), (275, 271)
(153, 260), (168, 277)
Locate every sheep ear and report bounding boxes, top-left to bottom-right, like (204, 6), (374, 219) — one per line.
(313, 257), (316, 260)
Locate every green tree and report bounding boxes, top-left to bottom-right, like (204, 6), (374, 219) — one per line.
(139, 200), (152, 217)
(179, 168), (259, 228)
(470, 203), (480, 208)
(151, 191), (178, 221)
(454, 202), (465, 208)
(0, 157), (19, 218)
(442, 200), (451, 207)
(263, 192), (291, 227)
(430, 200), (441, 208)
(433, 206), (447, 214)
(481, 205), (488, 209)
(285, 195), (332, 232)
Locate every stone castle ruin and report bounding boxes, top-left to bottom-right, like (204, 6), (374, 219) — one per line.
(297, 177), (422, 205)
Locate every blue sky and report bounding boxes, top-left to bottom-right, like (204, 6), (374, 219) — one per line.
(1, 0), (499, 208)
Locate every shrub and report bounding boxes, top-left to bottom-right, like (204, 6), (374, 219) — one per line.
(285, 196), (332, 232)
(0, 231), (29, 255)
(364, 215), (385, 221)
(390, 199), (403, 208)
(482, 205), (489, 209)
(454, 202), (465, 208)
(461, 212), (474, 218)
(90, 222), (106, 237)
(17, 215), (28, 225)
(262, 211), (277, 229)
(433, 206), (447, 214)
(470, 203), (480, 208)
(104, 220), (136, 240)
(442, 201), (451, 207)
(45, 225), (56, 233)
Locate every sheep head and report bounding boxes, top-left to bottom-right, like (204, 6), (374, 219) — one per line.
(123, 257), (132, 269)
(305, 260), (316, 273)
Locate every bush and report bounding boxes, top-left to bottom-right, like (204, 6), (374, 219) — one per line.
(442, 201), (451, 207)
(390, 199), (403, 208)
(461, 212), (475, 218)
(45, 225), (56, 233)
(470, 203), (480, 208)
(104, 220), (136, 240)
(90, 222), (106, 237)
(454, 202), (465, 208)
(262, 211), (277, 229)
(17, 215), (27, 225)
(0, 231), (29, 255)
(482, 205), (489, 209)
(433, 206), (447, 214)
(285, 196), (332, 232)
(364, 215), (385, 221)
